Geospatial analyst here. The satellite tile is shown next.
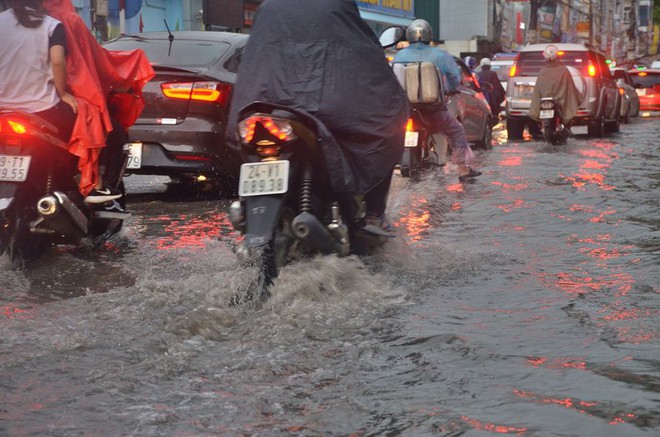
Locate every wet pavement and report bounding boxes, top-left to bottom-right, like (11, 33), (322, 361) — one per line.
(1, 118), (658, 436)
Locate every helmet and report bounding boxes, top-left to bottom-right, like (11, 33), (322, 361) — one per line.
(406, 19), (433, 44)
(543, 45), (559, 62)
(480, 57), (491, 67)
(464, 56), (477, 71)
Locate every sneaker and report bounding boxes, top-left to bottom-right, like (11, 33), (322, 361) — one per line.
(362, 214), (395, 238)
(94, 200), (131, 220)
(84, 186), (122, 204)
(458, 167), (482, 182)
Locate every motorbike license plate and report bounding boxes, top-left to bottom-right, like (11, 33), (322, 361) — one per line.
(539, 109), (554, 119)
(405, 131), (419, 147)
(239, 160), (289, 197)
(0, 155), (31, 182)
(123, 142), (143, 169)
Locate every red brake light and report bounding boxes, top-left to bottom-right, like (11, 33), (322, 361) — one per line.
(406, 118), (414, 132)
(587, 63), (596, 77)
(161, 81), (231, 105)
(8, 120), (27, 134)
(238, 116), (295, 143)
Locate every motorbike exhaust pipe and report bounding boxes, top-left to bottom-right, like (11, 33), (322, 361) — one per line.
(291, 212), (339, 255)
(37, 195), (59, 216)
(34, 192), (88, 237)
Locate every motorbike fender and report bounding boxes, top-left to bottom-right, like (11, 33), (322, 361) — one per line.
(244, 195), (285, 248)
(0, 183), (18, 212)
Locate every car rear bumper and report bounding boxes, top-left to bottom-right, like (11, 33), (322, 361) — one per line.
(126, 120), (241, 179)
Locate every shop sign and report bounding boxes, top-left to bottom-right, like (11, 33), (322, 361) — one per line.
(356, 0), (415, 19)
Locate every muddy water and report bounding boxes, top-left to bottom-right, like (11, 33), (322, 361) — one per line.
(1, 119), (658, 436)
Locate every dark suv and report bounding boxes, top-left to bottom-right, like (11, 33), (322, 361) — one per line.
(505, 43), (621, 139)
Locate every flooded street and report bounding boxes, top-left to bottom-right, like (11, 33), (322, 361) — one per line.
(1, 118), (658, 436)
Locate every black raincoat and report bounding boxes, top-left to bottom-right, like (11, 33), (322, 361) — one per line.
(226, 0), (409, 195)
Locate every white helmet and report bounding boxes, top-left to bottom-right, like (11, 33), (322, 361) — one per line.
(406, 19), (433, 44)
(480, 57), (491, 67)
(543, 45), (559, 62)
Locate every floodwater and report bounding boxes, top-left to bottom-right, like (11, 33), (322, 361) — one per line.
(1, 118), (658, 436)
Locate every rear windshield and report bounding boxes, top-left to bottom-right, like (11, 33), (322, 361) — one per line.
(629, 71), (660, 88)
(103, 38), (231, 67)
(490, 63), (513, 81)
(515, 51), (588, 76)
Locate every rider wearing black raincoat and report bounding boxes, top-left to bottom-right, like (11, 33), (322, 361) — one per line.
(226, 0), (409, 225)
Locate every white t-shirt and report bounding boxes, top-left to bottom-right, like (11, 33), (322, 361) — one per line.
(0, 9), (63, 113)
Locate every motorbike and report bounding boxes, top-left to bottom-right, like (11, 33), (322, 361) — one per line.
(227, 102), (390, 301)
(0, 108), (128, 265)
(539, 97), (568, 145)
(400, 106), (442, 179)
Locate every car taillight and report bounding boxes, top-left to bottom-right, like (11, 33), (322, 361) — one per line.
(238, 115), (295, 143)
(587, 62), (596, 77)
(161, 81), (231, 105)
(509, 65), (517, 76)
(619, 87), (625, 95)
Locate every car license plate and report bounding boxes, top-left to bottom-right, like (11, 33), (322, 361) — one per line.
(519, 85), (533, 99)
(124, 142), (142, 169)
(0, 155), (31, 182)
(239, 160), (289, 197)
(405, 131), (419, 147)
(539, 109), (554, 119)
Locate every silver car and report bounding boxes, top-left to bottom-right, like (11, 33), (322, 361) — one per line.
(505, 43), (621, 139)
(611, 67), (640, 123)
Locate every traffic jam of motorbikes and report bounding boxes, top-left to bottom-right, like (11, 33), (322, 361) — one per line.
(1, 0), (658, 435)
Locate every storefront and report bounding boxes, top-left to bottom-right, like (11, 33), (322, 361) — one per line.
(355, 0), (415, 34)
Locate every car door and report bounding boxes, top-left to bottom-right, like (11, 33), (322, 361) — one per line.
(594, 52), (619, 120)
(453, 59), (485, 142)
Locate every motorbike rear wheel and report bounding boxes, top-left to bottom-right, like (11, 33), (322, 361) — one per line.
(1, 207), (48, 267)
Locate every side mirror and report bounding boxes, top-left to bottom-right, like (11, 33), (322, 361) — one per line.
(379, 26), (405, 49)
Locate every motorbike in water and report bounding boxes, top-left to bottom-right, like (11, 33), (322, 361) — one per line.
(0, 108), (129, 265)
(400, 107), (443, 179)
(539, 97), (569, 145)
(227, 102), (392, 302)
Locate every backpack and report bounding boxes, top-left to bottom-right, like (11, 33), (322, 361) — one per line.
(393, 61), (446, 109)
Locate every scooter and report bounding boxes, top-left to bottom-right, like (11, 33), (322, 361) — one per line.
(539, 97), (568, 145)
(227, 102), (389, 302)
(0, 108), (128, 265)
(400, 107), (442, 179)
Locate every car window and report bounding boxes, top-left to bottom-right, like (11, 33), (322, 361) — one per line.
(490, 63), (513, 82)
(594, 52), (612, 78)
(515, 51), (587, 76)
(612, 69), (632, 85)
(104, 38), (231, 67)
(223, 46), (245, 73)
(629, 71), (660, 88)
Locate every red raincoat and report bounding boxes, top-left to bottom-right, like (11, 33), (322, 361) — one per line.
(43, 0), (154, 195)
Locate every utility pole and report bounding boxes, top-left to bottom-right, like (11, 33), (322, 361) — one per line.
(527, 0), (540, 44)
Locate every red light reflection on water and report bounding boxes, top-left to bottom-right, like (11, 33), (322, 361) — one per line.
(2, 305), (32, 320)
(398, 196), (431, 242)
(499, 156), (522, 167)
(526, 356), (587, 370)
(446, 183), (464, 192)
(496, 199), (528, 213)
(149, 213), (237, 250)
(460, 415), (528, 435)
(513, 389), (635, 425)
(492, 181), (528, 191)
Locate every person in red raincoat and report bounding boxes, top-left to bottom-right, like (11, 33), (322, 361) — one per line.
(43, 0), (154, 204)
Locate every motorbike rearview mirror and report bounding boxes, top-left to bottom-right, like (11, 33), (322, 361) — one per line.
(379, 26), (405, 49)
